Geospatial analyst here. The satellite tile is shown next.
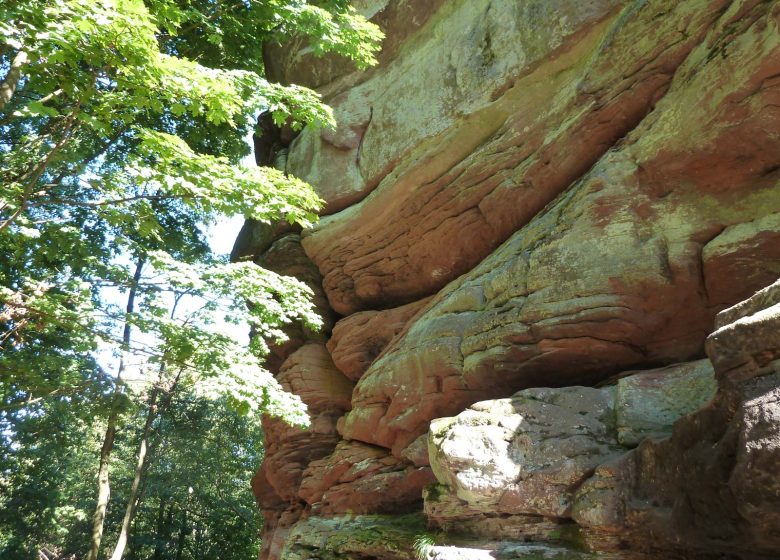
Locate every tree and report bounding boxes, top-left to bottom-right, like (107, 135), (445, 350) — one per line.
(0, 0), (382, 557)
(0, 379), (110, 557)
(0, 0), (382, 400)
(0, 370), (268, 559)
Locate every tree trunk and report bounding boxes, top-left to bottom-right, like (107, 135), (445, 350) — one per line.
(109, 292), (186, 560)
(108, 385), (160, 560)
(152, 496), (169, 560)
(174, 508), (188, 560)
(0, 49), (28, 110)
(85, 257), (145, 560)
(86, 408), (118, 560)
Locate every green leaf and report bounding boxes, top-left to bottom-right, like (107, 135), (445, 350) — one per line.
(25, 101), (60, 117)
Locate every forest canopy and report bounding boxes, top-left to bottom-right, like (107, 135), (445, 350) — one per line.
(0, 1), (382, 558)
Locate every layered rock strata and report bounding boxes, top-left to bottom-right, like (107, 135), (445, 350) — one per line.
(238, 0), (780, 558)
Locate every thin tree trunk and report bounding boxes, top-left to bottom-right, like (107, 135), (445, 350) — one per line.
(0, 49), (27, 110)
(108, 292), (186, 560)
(108, 384), (160, 560)
(152, 496), (169, 560)
(109, 368), (184, 560)
(174, 508), (188, 560)
(88, 409), (118, 560)
(86, 257), (145, 560)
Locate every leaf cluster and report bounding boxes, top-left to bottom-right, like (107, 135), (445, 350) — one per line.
(0, 1), (382, 556)
(0, 0), (381, 413)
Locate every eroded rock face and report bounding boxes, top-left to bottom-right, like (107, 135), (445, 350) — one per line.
(299, 0), (776, 316)
(615, 359), (716, 446)
(626, 279), (780, 555)
(244, 1), (780, 558)
(425, 363), (716, 546)
(339, 0), (780, 455)
(254, 344), (353, 557)
(327, 297), (431, 381)
(279, 514), (426, 560)
(565, 279), (780, 557)
(424, 280), (780, 558)
(298, 439), (435, 516)
(429, 387), (623, 518)
(256, 234), (334, 372)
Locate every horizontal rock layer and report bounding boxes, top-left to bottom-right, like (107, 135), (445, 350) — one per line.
(426, 361), (715, 524)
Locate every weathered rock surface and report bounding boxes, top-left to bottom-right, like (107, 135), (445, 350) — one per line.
(565, 279), (780, 557)
(256, 234), (334, 373)
(279, 514), (425, 560)
(244, 1), (780, 558)
(298, 440), (435, 516)
(339, 0), (780, 455)
(253, 344), (353, 559)
(702, 213), (780, 308)
(425, 363), (716, 547)
(421, 281), (780, 557)
(300, 0), (780, 316)
(327, 297), (430, 381)
(615, 359), (716, 446)
(429, 387), (623, 518)
(623, 279), (780, 556)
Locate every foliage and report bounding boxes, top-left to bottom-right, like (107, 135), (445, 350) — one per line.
(0, 386), (108, 556)
(121, 391), (267, 560)
(413, 532), (439, 560)
(0, 0), (382, 557)
(0, 0), (381, 415)
(0, 387), (266, 560)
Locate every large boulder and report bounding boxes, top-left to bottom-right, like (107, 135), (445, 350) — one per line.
(615, 359), (716, 446)
(425, 361), (716, 546)
(571, 279), (780, 556)
(429, 387), (622, 518)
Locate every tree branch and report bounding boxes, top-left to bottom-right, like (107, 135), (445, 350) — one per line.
(0, 49), (28, 110)
(0, 106), (82, 232)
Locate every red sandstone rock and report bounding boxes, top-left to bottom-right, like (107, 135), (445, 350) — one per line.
(300, 0), (736, 315)
(702, 213), (780, 308)
(298, 440), (435, 515)
(276, 343), (353, 413)
(258, 344), (352, 504)
(248, 2), (780, 558)
(614, 279), (780, 556)
(339, 1), (780, 454)
(428, 386), (624, 518)
(254, 234), (334, 373)
(250, 467), (296, 560)
(326, 297), (431, 381)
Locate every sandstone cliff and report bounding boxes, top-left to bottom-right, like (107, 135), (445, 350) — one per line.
(234, 1), (780, 558)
